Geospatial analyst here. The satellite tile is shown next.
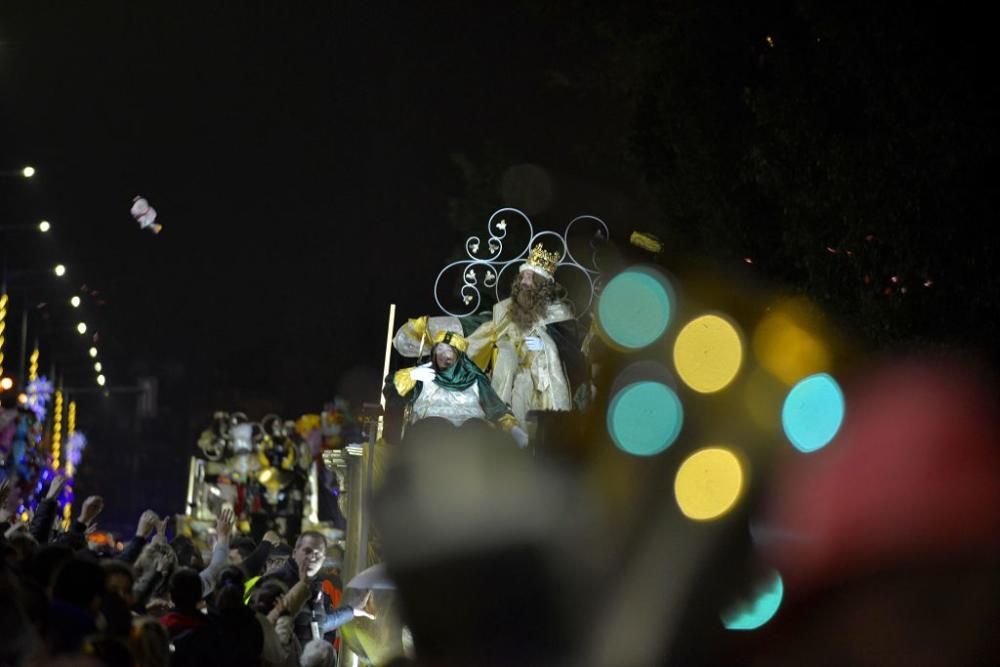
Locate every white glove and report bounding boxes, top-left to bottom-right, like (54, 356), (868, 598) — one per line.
(523, 336), (544, 351)
(511, 426), (529, 448)
(410, 364), (436, 385)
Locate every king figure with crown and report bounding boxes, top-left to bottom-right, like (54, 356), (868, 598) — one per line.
(465, 243), (587, 425)
(389, 241), (587, 443)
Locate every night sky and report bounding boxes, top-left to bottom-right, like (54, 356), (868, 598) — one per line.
(2, 2), (996, 524)
(1, 2), (652, 521)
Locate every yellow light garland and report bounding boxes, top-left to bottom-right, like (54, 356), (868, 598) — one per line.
(29, 346), (39, 383)
(52, 390), (63, 468)
(0, 291), (8, 379)
(66, 401), (77, 477)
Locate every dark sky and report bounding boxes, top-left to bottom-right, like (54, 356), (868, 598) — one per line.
(2, 2), (653, 518)
(1, 2), (595, 414)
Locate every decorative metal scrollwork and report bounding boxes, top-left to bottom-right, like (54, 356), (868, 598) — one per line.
(434, 208), (609, 318)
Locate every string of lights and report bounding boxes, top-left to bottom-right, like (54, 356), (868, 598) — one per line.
(28, 345), (39, 383)
(0, 290), (8, 388)
(51, 389), (64, 467)
(66, 400), (77, 475)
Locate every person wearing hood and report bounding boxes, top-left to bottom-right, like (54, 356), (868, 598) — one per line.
(385, 325), (529, 446)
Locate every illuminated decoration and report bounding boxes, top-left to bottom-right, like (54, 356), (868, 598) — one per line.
(673, 314), (744, 393)
(54, 264), (66, 277)
(0, 290), (7, 380)
(96, 374), (106, 387)
(51, 390), (64, 468)
(70, 296), (81, 308)
(25, 376), (53, 422)
(674, 447), (744, 521)
(66, 400), (77, 473)
(66, 431), (87, 478)
(607, 381), (683, 456)
(753, 300), (831, 385)
(88, 347), (98, 358)
(21, 166), (35, 178)
(433, 208), (608, 317)
(721, 570), (783, 630)
(39, 220), (51, 233)
(629, 231), (663, 254)
(94, 362), (102, 372)
(29, 346), (39, 382)
(598, 267), (674, 349)
(782, 373), (845, 453)
(0, 377), (12, 391)
(76, 322), (87, 335)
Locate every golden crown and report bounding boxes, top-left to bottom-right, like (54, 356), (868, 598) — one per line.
(524, 243), (560, 276)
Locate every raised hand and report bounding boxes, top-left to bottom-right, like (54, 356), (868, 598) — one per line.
(136, 510), (159, 538)
(262, 530), (282, 546)
(0, 480), (23, 524)
(45, 475), (67, 501)
(0, 479), (10, 519)
(216, 507), (235, 539)
(410, 364), (436, 384)
(156, 515), (169, 539)
(353, 591), (376, 620)
(298, 556), (315, 584)
(79, 496), (104, 526)
(273, 595), (287, 617)
(154, 553), (172, 574)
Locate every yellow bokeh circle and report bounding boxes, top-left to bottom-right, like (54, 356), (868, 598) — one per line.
(674, 447), (744, 521)
(673, 314), (744, 393)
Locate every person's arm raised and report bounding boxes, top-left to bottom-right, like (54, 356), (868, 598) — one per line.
(199, 507), (234, 596)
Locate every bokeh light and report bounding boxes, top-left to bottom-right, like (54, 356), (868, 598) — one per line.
(743, 368), (786, 433)
(673, 314), (744, 393)
(753, 300), (831, 385)
(721, 570), (783, 630)
(89, 347), (98, 358)
(674, 447), (744, 520)
(54, 264), (66, 277)
(21, 166), (35, 178)
(597, 267), (673, 349)
(782, 373), (845, 452)
(38, 220), (51, 233)
(607, 381), (683, 456)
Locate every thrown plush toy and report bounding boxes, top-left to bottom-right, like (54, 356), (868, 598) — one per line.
(130, 196), (161, 234)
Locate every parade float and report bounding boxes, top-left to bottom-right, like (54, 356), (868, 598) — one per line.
(329, 208), (610, 665)
(183, 400), (360, 543)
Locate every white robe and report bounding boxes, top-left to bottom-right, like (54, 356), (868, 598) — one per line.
(465, 298), (574, 424)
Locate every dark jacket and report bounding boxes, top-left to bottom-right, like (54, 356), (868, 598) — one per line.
(171, 606), (263, 667)
(255, 559), (354, 644)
